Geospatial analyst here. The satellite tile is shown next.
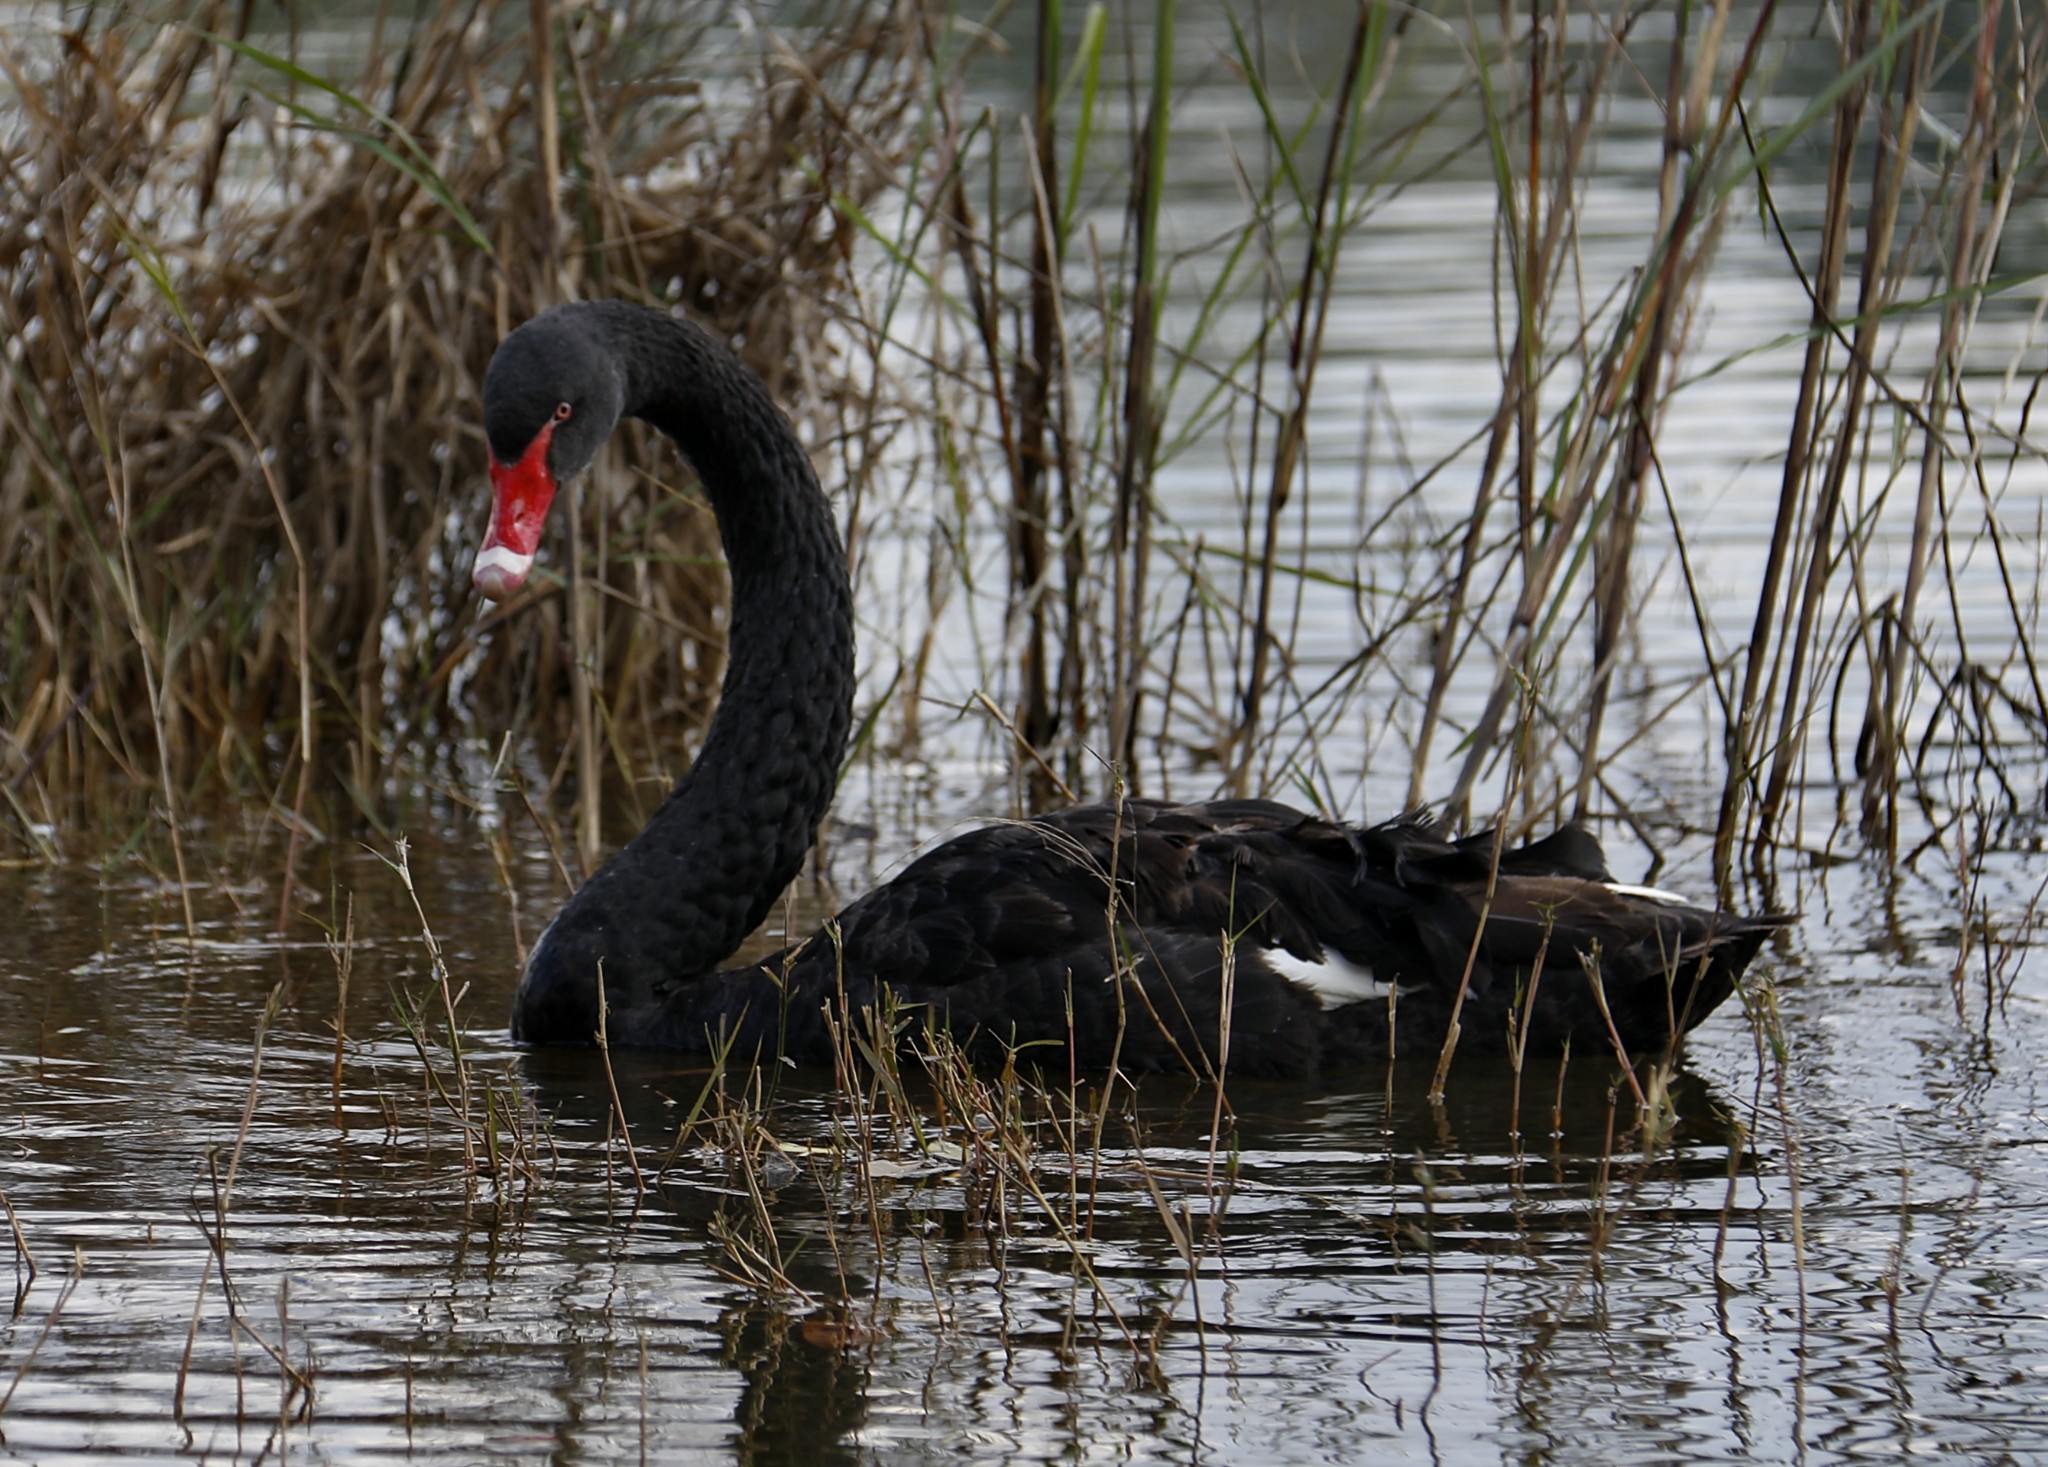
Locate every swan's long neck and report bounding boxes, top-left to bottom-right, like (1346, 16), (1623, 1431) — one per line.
(511, 304), (854, 1042)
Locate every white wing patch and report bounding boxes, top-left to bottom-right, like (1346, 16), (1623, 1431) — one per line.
(1261, 948), (1399, 1007)
(1602, 881), (1697, 906)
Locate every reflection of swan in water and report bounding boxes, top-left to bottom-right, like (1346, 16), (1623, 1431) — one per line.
(475, 301), (1788, 1077)
(514, 1049), (1749, 1458)
(527, 1044), (1749, 1234)
(719, 1306), (869, 1467)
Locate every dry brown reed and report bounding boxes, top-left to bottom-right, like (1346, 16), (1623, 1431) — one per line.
(4, 0), (2035, 924)
(0, 0), (920, 868)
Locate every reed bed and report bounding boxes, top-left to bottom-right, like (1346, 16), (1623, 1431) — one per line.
(853, 0), (2046, 902)
(0, 0), (2037, 896)
(0, 0), (918, 873)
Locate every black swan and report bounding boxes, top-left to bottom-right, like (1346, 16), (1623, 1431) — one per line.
(475, 300), (1786, 1077)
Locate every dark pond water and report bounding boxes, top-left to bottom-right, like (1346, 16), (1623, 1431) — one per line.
(6, 3), (2048, 1464)
(4, 829), (2047, 1464)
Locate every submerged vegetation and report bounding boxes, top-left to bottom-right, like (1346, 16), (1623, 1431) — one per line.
(2, 0), (2046, 1456)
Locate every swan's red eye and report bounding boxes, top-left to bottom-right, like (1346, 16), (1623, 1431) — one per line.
(554, 401), (574, 422)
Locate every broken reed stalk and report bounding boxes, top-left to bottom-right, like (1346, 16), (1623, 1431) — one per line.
(1431, 674), (1539, 1098)
(0, 1251), (78, 1421)
(0, 1187), (34, 1317)
(390, 837), (477, 1177)
(1106, 0), (1175, 780)
(176, 983), (315, 1425)
(1011, 0), (1067, 795)
(328, 894), (355, 1130)
(595, 961), (648, 1195)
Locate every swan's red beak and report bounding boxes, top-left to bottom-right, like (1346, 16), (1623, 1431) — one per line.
(475, 423), (558, 600)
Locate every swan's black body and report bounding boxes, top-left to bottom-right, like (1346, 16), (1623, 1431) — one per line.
(483, 302), (1785, 1076)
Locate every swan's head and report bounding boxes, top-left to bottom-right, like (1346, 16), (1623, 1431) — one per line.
(475, 310), (626, 599)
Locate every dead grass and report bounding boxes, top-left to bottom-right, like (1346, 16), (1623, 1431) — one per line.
(0, 0), (921, 865)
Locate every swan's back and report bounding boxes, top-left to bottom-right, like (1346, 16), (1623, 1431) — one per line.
(622, 801), (1784, 1075)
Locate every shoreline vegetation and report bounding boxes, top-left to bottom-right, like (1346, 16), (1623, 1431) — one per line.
(0, 0), (918, 886)
(2, 2), (2039, 895)
(1, 0), (2039, 1057)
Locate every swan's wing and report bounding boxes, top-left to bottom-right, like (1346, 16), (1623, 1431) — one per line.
(801, 804), (1250, 983)
(762, 802), (1359, 1072)
(715, 802), (1780, 1065)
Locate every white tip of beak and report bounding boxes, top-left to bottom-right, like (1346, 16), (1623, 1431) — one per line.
(473, 545), (535, 601)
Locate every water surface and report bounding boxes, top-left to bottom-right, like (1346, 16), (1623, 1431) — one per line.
(4, 813), (2046, 1464)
